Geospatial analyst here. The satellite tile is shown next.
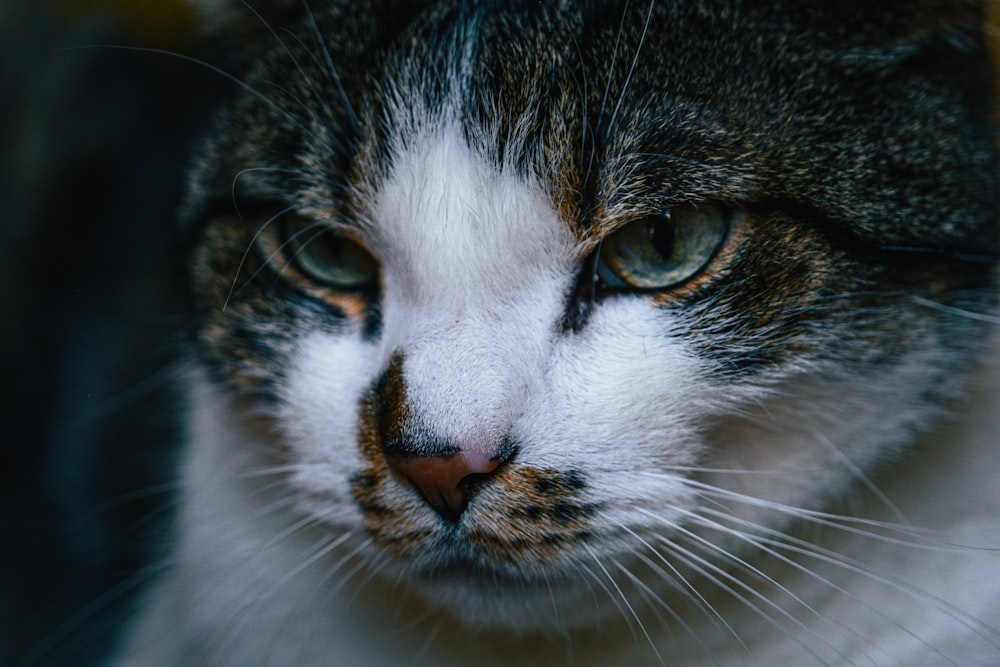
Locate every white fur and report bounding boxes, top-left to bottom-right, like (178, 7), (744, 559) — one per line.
(116, 104), (1000, 665)
(115, 346), (1000, 666)
(372, 121), (577, 453)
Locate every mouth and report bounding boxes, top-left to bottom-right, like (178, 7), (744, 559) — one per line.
(408, 539), (549, 584)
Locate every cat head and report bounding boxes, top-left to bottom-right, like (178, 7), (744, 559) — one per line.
(181, 0), (998, 629)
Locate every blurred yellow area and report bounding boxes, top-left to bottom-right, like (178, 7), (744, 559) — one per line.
(52, 0), (196, 46)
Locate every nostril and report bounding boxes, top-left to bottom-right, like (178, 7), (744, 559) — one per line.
(458, 470), (496, 492)
(386, 450), (504, 522)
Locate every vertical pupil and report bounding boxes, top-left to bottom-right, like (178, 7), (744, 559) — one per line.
(647, 211), (676, 259)
(321, 234), (344, 262)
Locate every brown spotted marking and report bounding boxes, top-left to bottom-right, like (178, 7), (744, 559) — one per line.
(350, 361), (595, 563)
(465, 467), (596, 564)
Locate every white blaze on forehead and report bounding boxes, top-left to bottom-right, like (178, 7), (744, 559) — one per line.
(371, 120), (577, 452)
(374, 122), (573, 299)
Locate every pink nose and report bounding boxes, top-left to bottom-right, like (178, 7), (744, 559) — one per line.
(386, 450), (501, 522)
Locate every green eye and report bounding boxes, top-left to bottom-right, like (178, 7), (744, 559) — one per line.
(597, 205), (728, 290)
(283, 215), (379, 289)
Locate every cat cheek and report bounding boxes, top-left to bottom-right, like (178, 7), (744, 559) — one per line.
(517, 308), (714, 480)
(276, 333), (380, 502)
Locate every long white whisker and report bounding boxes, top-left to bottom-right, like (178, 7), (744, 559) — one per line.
(653, 512), (832, 628)
(654, 536), (840, 666)
(278, 530), (358, 586)
(249, 494), (300, 522)
(695, 506), (1000, 649)
(223, 205), (296, 311)
(20, 560), (171, 666)
(82, 480), (183, 518)
(219, 530), (358, 654)
(612, 519), (746, 652)
(605, 0), (656, 136)
(262, 511), (323, 550)
(75, 44), (318, 141)
(686, 510), (961, 664)
(322, 537), (382, 598)
(229, 216), (331, 303)
(573, 558), (639, 642)
(596, 1), (629, 132)
(237, 0), (331, 118)
(810, 428), (910, 526)
(54, 361), (186, 432)
(675, 476), (945, 547)
(609, 560), (679, 658)
(913, 296), (1000, 324)
(236, 462), (329, 480)
(582, 543), (665, 666)
(676, 512), (885, 664)
(582, 0), (631, 187)
(301, 0), (361, 130)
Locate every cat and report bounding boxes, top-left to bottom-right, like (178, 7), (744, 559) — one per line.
(112, 1), (1000, 665)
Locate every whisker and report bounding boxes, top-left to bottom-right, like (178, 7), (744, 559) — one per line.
(573, 558), (640, 642)
(654, 536), (839, 666)
(277, 529), (358, 586)
(410, 612), (448, 666)
(215, 530), (356, 654)
(685, 510), (960, 664)
(229, 165), (300, 208)
(256, 534), (376, 666)
(913, 296), (1000, 324)
(609, 560), (678, 658)
(612, 519), (746, 653)
(223, 205), (295, 311)
(810, 427), (910, 526)
(679, 513), (887, 665)
(73, 44), (318, 142)
(605, 0), (656, 138)
(236, 1), (330, 118)
(316, 536), (384, 600)
(654, 512), (831, 626)
(225, 213), (336, 307)
(82, 480), (183, 519)
(300, 0), (361, 131)
(596, 1), (629, 134)
(560, 560), (604, 625)
(695, 506), (1000, 650)
(261, 511), (323, 550)
(236, 462), (324, 480)
(20, 560), (171, 667)
(677, 477), (946, 547)
(63, 364), (186, 426)
(582, 543), (665, 666)
(583, 0), (631, 186)
(249, 494), (300, 522)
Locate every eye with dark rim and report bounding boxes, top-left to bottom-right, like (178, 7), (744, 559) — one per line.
(281, 213), (379, 290)
(596, 204), (729, 291)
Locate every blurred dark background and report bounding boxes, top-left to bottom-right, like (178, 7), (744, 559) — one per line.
(0, 1), (226, 663)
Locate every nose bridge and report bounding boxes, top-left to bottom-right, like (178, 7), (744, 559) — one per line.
(401, 308), (543, 451)
(372, 352), (518, 523)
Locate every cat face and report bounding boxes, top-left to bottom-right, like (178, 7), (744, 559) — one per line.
(184, 0), (997, 629)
